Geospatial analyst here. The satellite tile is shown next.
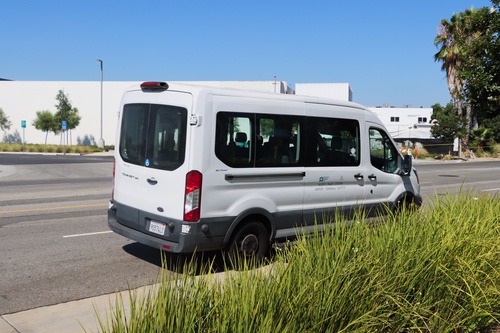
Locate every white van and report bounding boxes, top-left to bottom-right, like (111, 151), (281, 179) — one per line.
(108, 82), (421, 257)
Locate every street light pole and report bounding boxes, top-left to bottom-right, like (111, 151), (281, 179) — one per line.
(97, 59), (105, 149)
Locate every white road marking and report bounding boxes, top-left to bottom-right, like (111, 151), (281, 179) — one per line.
(63, 231), (113, 238)
(481, 188), (500, 192)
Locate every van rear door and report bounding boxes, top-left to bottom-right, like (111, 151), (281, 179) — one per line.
(114, 91), (191, 224)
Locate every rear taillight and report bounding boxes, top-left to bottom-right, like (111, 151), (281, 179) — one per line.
(184, 170), (202, 222)
(111, 158), (116, 200)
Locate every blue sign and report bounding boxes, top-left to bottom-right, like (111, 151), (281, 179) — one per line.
(21, 120), (26, 128)
(62, 121), (67, 131)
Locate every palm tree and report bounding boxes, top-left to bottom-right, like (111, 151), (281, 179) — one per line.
(434, 9), (479, 150)
(434, 15), (465, 116)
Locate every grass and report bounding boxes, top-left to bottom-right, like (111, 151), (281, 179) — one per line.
(96, 193), (499, 332)
(474, 144), (500, 158)
(0, 143), (102, 154)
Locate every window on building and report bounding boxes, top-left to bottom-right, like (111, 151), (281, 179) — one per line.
(390, 117), (400, 122)
(418, 117), (427, 124)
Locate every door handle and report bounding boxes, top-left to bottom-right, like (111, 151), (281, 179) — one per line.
(354, 173), (364, 181)
(368, 174), (377, 181)
(147, 177), (158, 185)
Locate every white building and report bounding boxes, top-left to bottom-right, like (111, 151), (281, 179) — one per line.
(293, 83), (433, 140)
(0, 80), (434, 146)
(0, 80), (294, 146)
(368, 107), (434, 140)
(295, 83), (353, 101)
(184, 80), (295, 94)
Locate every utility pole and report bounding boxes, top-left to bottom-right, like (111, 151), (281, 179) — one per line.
(97, 59), (105, 149)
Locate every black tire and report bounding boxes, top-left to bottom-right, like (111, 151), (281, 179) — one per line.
(394, 195), (420, 214)
(228, 221), (270, 260)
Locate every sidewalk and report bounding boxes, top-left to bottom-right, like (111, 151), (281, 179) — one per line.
(412, 156), (499, 164)
(0, 285), (151, 333)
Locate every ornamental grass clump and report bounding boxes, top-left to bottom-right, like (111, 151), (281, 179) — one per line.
(96, 193), (499, 332)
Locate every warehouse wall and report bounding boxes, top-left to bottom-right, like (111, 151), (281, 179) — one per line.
(0, 80), (294, 146)
(0, 81), (139, 146)
(295, 83), (352, 101)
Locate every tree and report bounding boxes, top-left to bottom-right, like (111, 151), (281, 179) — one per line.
(482, 115), (500, 143)
(53, 90), (81, 145)
(459, 5), (500, 132)
(66, 107), (81, 145)
(435, 3), (500, 149)
(471, 127), (495, 152)
(32, 111), (55, 145)
(434, 8), (472, 148)
(0, 107), (12, 132)
(430, 102), (465, 141)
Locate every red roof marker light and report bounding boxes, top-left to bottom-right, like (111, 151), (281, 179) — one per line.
(140, 82), (169, 91)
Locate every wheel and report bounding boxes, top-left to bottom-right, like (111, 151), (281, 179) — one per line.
(393, 194), (420, 213)
(228, 221), (270, 260)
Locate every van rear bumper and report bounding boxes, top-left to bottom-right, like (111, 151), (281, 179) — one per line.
(108, 201), (229, 253)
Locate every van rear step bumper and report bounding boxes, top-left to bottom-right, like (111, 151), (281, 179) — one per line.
(108, 201), (227, 253)
(108, 215), (183, 252)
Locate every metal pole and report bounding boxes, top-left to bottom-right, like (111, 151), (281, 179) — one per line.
(97, 59), (104, 148)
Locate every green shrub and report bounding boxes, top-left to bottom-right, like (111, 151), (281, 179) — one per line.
(492, 144), (500, 158)
(97, 194), (500, 333)
(11, 144), (23, 152)
(77, 146), (92, 154)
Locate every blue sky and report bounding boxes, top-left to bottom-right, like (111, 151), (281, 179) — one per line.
(1, 0), (493, 107)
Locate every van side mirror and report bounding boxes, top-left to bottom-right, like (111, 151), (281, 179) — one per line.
(402, 155), (412, 175)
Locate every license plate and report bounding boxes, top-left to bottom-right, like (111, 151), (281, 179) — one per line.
(149, 221), (166, 236)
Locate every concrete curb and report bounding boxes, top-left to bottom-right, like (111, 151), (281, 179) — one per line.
(0, 151), (115, 157)
(0, 151), (82, 156)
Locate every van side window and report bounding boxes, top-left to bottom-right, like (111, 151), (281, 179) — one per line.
(255, 115), (302, 167)
(215, 113), (253, 167)
(369, 128), (398, 173)
(120, 103), (187, 171)
(305, 117), (360, 167)
(215, 112), (303, 168)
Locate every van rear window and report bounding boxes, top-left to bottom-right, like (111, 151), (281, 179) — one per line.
(120, 104), (187, 171)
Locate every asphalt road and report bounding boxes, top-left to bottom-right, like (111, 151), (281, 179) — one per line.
(0, 153), (166, 315)
(414, 160), (500, 200)
(0, 154), (498, 315)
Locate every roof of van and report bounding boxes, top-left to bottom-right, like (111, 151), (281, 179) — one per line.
(129, 81), (371, 112)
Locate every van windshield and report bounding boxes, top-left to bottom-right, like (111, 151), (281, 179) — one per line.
(120, 104), (187, 171)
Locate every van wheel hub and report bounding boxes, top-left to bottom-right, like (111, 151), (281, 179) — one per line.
(240, 234), (259, 254)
